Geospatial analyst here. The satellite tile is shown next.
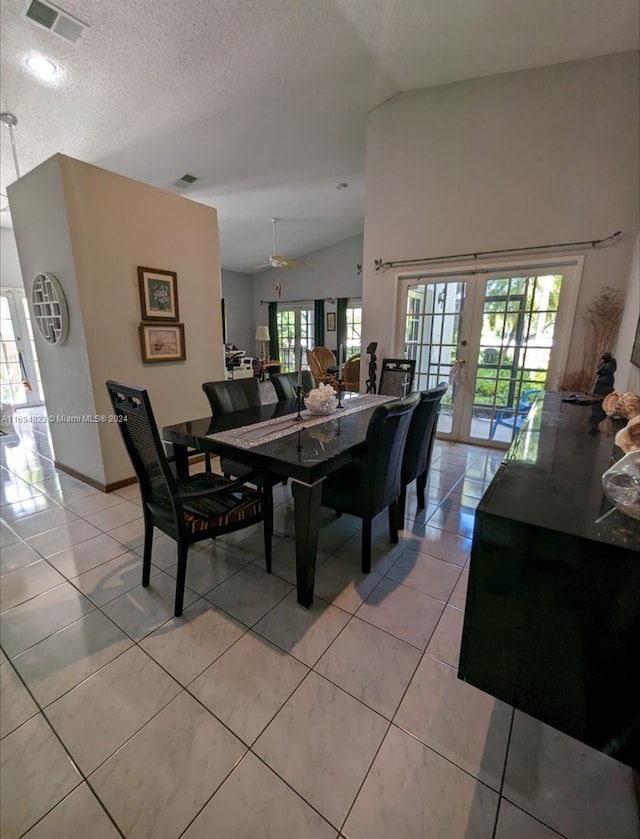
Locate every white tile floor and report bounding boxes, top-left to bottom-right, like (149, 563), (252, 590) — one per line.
(1, 413), (638, 838)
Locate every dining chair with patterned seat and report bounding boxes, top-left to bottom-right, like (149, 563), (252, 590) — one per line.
(106, 381), (273, 616)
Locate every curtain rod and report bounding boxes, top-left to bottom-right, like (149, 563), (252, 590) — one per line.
(373, 230), (622, 272)
(260, 297), (336, 305)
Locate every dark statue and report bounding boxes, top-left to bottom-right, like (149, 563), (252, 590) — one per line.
(592, 352), (617, 396)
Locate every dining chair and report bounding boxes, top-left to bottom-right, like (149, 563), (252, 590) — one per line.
(306, 349), (338, 387)
(307, 392), (419, 573)
(378, 358), (417, 398)
(106, 381), (273, 617)
(270, 370), (315, 401)
(397, 382), (448, 527)
(490, 388), (542, 439)
(342, 356), (361, 392)
(202, 377), (281, 490)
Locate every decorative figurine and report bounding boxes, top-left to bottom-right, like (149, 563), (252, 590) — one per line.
(592, 353), (617, 396)
(366, 341), (378, 394)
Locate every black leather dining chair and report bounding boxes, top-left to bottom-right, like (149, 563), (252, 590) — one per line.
(201, 377), (282, 492)
(308, 393), (419, 572)
(378, 358), (417, 398)
(270, 371), (314, 401)
(106, 381), (273, 617)
(397, 382), (448, 527)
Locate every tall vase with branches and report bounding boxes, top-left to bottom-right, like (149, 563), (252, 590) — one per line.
(559, 287), (625, 392)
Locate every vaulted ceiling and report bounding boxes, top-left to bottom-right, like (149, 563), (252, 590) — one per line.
(1, 0), (638, 272)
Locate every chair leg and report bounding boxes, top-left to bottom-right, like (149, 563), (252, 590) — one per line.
(388, 502), (399, 543)
(361, 518), (372, 574)
(204, 453), (211, 473)
(263, 483), (273, 574)
(142, 515), (154, 587)
(335, 510), (342, 519)
(174, 539), (189, 617)
(398, 485), (407, 528)
(416, 472), (427, 509)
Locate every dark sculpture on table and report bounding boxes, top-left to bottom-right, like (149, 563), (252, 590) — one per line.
(366, 341), (378, 394)
(593, 353), (617, 396)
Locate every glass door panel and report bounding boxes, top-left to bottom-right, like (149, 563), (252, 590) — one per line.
(403, 279), (470, 437)
(0, 291), (44, 407)
(470, 273), (563, 444)
(276, 307), (314, 372)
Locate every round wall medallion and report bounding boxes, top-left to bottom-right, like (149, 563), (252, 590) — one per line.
(30, 273), (69, 345)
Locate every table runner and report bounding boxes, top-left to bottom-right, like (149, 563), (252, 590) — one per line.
(207, 393), (394, 450)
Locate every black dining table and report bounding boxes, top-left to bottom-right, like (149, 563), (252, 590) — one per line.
(163, 396), (390, 606)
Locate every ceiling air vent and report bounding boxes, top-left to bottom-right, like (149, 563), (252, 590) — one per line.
(172, 174), (199, 190)
(23, 0), (89, 44)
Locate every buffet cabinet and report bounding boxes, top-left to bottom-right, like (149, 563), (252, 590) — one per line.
(458, 392), (639, 769)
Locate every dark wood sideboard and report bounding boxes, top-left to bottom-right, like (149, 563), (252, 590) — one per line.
(458, 391), (639, 769)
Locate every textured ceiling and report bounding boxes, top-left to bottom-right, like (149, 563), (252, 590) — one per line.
(1, 0), (638, 272)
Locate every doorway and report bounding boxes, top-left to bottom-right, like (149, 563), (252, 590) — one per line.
(0, 289), (44, 408)
(398, 258), (581, 446)
(276, 306), (315, 371)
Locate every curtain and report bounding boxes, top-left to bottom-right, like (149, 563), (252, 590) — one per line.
(268, 302), (279, 361)
(314, 299), (325, 347)
(336, 297), (348, 357)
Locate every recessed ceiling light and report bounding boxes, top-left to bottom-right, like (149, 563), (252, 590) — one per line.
(336, 182), (349, 190)
(26, 54), (58, 80)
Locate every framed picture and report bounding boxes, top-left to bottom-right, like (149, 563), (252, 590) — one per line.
(137, 266), (179, 321)
(326, 312), (336, 332)
(139, 323), (186, 363)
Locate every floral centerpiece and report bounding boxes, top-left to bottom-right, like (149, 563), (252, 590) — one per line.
(305, 383), (338, 415)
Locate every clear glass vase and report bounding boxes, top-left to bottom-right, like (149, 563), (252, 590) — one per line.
(602, 451), (640, 520)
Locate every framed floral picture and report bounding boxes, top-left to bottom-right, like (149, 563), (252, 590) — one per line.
(139, 323), (186, 363)
(326, 312), (336, 332)
(138, 266), (179, 321)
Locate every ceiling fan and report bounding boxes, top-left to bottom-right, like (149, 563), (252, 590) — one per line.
(254, 218), (306, 271)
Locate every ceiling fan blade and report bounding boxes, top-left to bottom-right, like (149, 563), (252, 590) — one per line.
(254, 262), (271, 270)
(282, 258), (306, 270)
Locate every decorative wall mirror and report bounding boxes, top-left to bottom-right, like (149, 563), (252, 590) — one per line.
(30, 272), (69, 345)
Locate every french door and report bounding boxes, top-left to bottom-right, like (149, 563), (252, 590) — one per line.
(0, 289), (43, 407)
(276, 307), (315, 372)
(398, 259), (581, 446)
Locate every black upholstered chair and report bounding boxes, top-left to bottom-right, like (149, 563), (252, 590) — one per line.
(202, 377), (262, 415)
(311, 393), (419, 572)
(201, 377), (283, 493)
(270, 371), (314, 401)
(378, 358), (416, 398)
(397, 382), (448, 527)
(106, 381), (273, 617)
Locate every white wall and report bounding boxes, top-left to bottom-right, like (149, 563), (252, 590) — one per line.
(221, 269), (254, 352)
(0, 228), (24, 289)
(9, 154), (224, 487)
(362, 52), (640, 374)
(252, 233), (363, 348)
(614, 231), (640, 393)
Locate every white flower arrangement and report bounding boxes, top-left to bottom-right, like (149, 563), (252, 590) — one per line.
(304, 382), (338, 415)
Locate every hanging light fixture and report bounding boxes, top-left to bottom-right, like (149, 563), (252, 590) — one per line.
(0, 113), (21, 213)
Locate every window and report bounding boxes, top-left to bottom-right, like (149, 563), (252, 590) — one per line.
(276, 307), (314, 371)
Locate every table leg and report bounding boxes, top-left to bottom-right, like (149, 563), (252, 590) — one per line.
(173, 443), (190, 478)
(291, 478), (324, 607)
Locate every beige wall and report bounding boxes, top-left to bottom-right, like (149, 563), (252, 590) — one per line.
(9, 154), (224, 486)
(362, 52), (640, 377)
(614, 231), (640, 393)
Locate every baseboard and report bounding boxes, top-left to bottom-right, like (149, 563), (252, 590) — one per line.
(54, 461), (138, 493)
